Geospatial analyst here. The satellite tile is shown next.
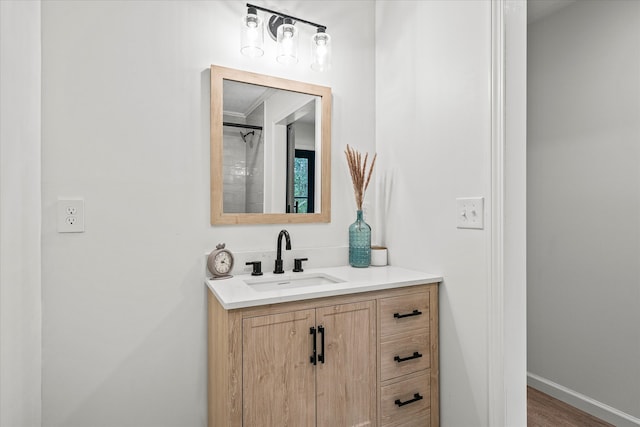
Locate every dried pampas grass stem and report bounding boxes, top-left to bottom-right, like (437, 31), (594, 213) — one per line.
(345, 144), (377, 211)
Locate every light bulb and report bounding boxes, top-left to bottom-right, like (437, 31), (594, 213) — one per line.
(311, 28), (331, 72)
(241, 7), (264, 58)
(276, 18), (298, 65)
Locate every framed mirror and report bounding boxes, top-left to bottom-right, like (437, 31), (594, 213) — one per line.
(210, 65), (331, 225)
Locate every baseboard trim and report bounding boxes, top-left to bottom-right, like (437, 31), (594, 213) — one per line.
(527, 372), (640, 427)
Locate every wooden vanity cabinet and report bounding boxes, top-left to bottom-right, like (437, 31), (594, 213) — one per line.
(242, 309), (316, 426)
(242, 301), (376, 427)
(208, 283), (439, 427)
(315, 301), (377, 426)
(378, 289), (438, 426)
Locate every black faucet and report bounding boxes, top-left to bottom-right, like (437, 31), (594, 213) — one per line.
(274, 229), (292, 274)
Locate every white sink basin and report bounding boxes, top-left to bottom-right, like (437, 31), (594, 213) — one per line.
(244, 273), (344, 292)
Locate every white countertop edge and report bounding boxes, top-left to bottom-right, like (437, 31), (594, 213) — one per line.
(205, 265), (443, 310)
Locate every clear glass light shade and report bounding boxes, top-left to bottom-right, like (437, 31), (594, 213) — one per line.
(311, 30), (331, 72)
(276, 19), (298, 65)
(241, 9), (264, 58)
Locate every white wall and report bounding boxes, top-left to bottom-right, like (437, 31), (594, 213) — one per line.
(0, 1), (42, 426)
(503, 1), (528, 425)
(375, 1), (492, 425)
(528, 0), (640, 421)
(293, 121), (315, 151)
(41, 1), (375, 426)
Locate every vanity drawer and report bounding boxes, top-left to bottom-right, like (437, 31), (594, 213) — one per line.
(381, 332), (430, 381)
(380, 292), (429, 337)
(380, 372), (430, 427)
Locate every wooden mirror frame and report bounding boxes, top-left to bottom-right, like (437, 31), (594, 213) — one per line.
(210, 65), (332, 225)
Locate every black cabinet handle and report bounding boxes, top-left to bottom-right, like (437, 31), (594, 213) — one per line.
(394, 393), (423, 407)
(394, 351), (423, 363)
(317, 325), (325, 364)
(393, 309), (422, 319)
(310, 327), (317, 365)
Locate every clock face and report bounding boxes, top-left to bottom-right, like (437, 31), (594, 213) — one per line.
(214, 251), (232, 275)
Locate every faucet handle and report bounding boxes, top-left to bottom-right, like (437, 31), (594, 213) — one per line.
(246, 261), (263, 276)
(293, 258), (309, 273)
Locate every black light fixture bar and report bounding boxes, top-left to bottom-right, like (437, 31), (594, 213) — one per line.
(246, 3), (327, 31)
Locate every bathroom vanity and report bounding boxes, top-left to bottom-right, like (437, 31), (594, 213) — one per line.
(206, 266), (441, 426)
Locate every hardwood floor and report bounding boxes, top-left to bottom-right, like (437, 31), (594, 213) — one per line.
(528, 386), (614, 427)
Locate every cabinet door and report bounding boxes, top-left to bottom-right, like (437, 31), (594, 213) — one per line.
(243, 309), (316, 427)
(316, 300), (377, 427)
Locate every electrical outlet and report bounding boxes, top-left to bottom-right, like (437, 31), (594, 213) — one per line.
(58, 199), (85, 233)
(456, 197), (484, 229)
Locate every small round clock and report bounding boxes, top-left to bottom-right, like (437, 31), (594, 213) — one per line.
(207, 243), (234, 279)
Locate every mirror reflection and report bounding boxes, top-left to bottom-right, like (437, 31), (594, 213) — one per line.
(210, 65), (331, 225)
(222, 80), (321, 215)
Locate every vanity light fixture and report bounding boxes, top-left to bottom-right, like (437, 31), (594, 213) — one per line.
(241, 3), (331, 71)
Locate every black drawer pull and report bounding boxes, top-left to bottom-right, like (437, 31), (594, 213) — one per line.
(394, 351), (423, 363)
(395, 393), (423, 407)
(393, 309), (422, 319)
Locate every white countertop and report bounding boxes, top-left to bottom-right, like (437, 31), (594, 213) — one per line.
(205, 265), (442, 309)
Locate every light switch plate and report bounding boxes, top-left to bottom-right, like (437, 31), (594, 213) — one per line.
(456, 197), (484, 229)
(57, 198), (85, 233)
